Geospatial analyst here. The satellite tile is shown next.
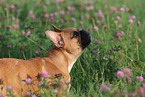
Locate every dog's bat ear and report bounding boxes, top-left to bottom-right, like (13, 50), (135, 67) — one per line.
(45, 31), (64, 48)
(50, 24), (62, 32)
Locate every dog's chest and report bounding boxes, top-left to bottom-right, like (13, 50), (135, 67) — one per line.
(68, 57), (78, 73)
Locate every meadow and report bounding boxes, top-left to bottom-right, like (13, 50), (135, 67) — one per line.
(0, 0), (145, 96)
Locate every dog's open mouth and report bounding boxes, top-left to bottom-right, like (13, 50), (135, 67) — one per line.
(79, 29), (91, 50)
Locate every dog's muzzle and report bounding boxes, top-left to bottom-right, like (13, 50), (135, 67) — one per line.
(79, 29), (91, 50)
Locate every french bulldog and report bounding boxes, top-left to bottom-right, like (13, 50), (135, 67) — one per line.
(0, 24), (91, 96)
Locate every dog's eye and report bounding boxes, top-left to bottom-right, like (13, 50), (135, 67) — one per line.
(72, 31), (79, 38)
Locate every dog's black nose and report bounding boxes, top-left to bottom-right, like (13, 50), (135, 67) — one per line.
(79, 29), (91, 49)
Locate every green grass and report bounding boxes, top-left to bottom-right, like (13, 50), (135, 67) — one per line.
(0, 0), (145, 96)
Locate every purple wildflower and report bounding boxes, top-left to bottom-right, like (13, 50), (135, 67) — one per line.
(136, 76), (144, 81)
(118, 25), (122, 29)
(92, 50), (96, 53)
(7, 45), (12, 48)
(115, 33), (121, 38)
(137, 21), (141, 26)
(32, 95), (37, 97)
(126, 77), (131, 83)
(37, 82), (43, 87)
(0, 37), (3, 40)
(53, 89), (58, 93)
(0, 95), (4, 97)
(103, 57), (108, 60)
(61, 11), (65, 16)
(93, 26), (99, 31)
(102, 25), (108, 29)
(80, 21), (83, 25)
(41, 71), (49, 79)
(118, 60), (121, 64)
(143, 84), (145, 90)
(120, 8), (125, 12)
(4, 4), (9, 8)
(116, 71), (124, 78)
(96, 20), (101, 25)
(126, 8), (130, 11)
(99, 84), (110, 92)
(44, 14), (49, 18)
(24, 25), (28, 29)
(31, 15), (36, 19)
(29, 10), (33, 14)
(12, 17), (15, 20)
(71, 17), (75, 21)
(55, 73), (62, 78)
(26, 91), (31, 96)
(94, 40), (99, 44)
(86, 28), (89, 31)
(97, 10), (104, 18)
(43, 5), (47, 9)
(50, 16), (54, 21)
(54, 12), (58, 16)
(132, 93), (136, 97)
(35, 51), (41, 55)
(16, 9), (20, 12)
(6, 86), (13, 92)
(128, 19), (133, 23)
(10, 5), (15, 9)
(6, 25), (11, 30)
(22, 31), (26, 35)
(26, 31), (31, 36)
(123, 68), (132, 77)
(60, 18), (64, 23)
(122, 90), (125, 95)
(138, 87), (144, 96)
(132, 15), (136, 20)
(25, 78), (32, 83)
(116, 16), (120, 20)
(121, 31), (124, 34)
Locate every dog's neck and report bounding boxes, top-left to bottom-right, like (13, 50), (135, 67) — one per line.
(46, 46), (80, 73)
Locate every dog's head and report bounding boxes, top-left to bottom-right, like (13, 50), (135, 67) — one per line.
(45, 24), (91, 56)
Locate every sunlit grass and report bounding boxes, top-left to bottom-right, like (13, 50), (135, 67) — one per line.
(0, 0), (145, 96)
